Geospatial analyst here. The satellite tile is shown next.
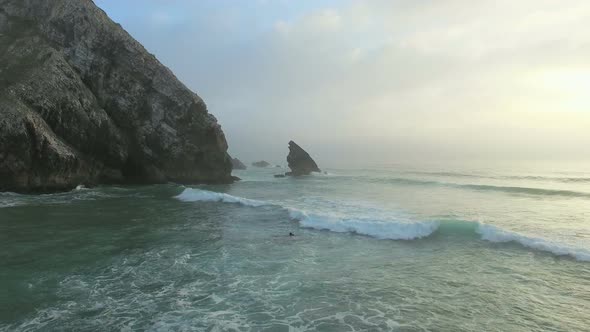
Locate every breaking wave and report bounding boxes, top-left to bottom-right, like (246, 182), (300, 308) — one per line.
(477, 224), (590, 262)
(175, 188), (271, 207)
(287, 209), (439, 240)
(174, 188), (590, 262)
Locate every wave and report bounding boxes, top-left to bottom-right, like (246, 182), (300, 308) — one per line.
(459, 183), (590, 198)
(436, 221), (590, 262)
(405, 171), (483, 179)
(175, 188), (271, 207)
(504, 175), (590, 183)
(287, 209), (439, 240)
(477, 224), (590, 262)
(373, 177), (590, 198)
(0, 186), (132, 209)
(175, 188), (439, 240)
(406, 171), (590, 183)
(174, 188), (590, 261)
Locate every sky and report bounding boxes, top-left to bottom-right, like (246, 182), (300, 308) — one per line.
(95, 0), (590, 166)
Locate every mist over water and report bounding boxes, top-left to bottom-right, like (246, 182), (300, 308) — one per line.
(1, 163), (589, 331)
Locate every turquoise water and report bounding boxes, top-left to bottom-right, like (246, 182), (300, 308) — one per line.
(1, 164), (590, 331)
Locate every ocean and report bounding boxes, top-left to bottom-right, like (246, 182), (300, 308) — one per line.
(1, 162), (589, 331)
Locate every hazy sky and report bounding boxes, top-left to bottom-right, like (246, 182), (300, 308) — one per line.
(95, 0), (590, 165)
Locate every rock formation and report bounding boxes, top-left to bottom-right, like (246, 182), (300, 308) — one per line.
(286, 141), (320, 176)
(0, 0), (233, 193)
(252, 161), (270, 168)
(231, 158), (247, 170)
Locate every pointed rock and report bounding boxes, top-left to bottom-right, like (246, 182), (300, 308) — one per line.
(286, 141), (320, 176)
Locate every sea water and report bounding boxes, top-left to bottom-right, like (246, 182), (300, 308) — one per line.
(1, 162), (589, 331)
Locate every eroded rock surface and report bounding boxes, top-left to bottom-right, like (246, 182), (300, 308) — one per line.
(0, 0), (233, 192)
(286, 141), (320, 176)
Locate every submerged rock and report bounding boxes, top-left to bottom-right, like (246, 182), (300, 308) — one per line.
(252, 161), (271, 168)
(231, 158), (247, 170)
(286, 141), (320, 176)
(0, 0), (233, 193)
(274, 174), (286, 178)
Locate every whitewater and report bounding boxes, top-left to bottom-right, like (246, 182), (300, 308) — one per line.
(175, 187), (590, 262)
(2, 163), (590, 331)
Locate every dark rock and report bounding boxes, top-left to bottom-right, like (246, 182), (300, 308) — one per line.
(231, 175), (241, 182)
(252, 161), (270, 168)
(274, 174), (286, 178)
(286, 141), (320, 176)
(231, 157), (247, 170)
(0, 0), (233, 193)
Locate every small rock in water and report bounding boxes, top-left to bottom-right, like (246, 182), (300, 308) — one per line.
(252, 161), (271, 168)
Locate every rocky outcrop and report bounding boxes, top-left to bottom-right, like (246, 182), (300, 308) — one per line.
(286, 141), (320, 176)
(252, 161), (270, 168)
(231, 158), (246, 170)
(0, 0), (233, 193)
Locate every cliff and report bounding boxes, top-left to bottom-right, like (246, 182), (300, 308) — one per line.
(0, 0), (233, 192)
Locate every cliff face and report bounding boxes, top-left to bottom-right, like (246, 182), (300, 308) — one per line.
(0, 0), (233, 192)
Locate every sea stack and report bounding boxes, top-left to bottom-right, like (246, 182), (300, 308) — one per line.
(286, 141), (320, 176)
(231, 158), (247, 170)
(0, 0), (233, 193)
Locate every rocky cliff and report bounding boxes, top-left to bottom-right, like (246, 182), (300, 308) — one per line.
(0, 0), (233, 193)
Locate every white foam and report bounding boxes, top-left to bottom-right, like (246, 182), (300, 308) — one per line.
(175, 188), (270, 207)
(174, 189), (590, 261)
(75, 185), (87, 190)
(477, 223), (590, 262)
(288, 209), (439, 240)
(175, 188), (438, 240)
(0, 201), (19, 208)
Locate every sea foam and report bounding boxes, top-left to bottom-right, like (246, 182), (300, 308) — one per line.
(175, 188), (270, 207)
(175, 188), (590, 261)
(477, 223), (590, 262)
(288, 209), (439, 240)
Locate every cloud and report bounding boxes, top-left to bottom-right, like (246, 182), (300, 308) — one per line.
(96, 0), (590, 163)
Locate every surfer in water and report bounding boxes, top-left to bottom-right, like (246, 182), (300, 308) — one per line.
(289, 232), (295, 237)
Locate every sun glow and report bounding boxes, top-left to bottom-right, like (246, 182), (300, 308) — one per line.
(535, 69), (590, 112)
